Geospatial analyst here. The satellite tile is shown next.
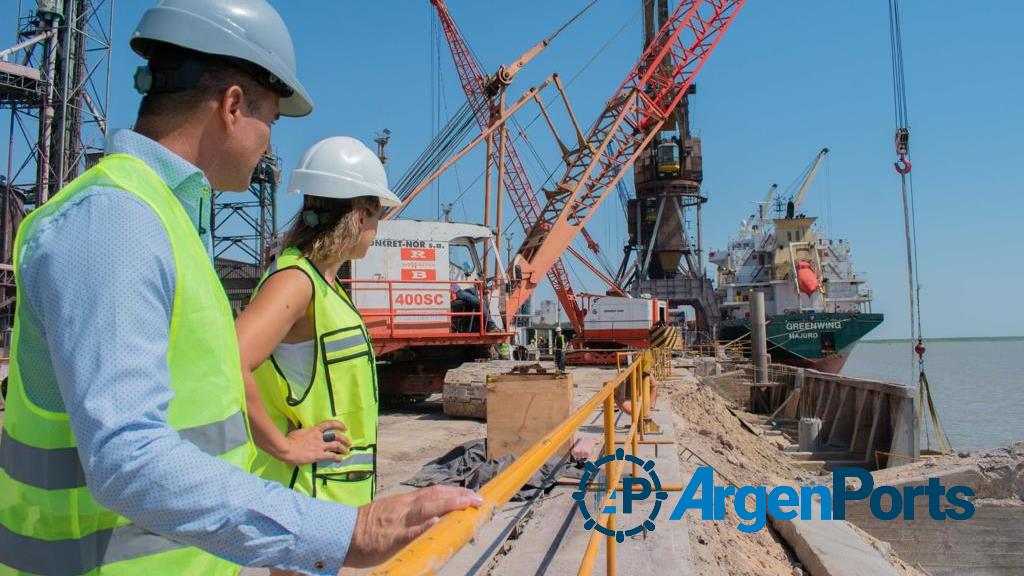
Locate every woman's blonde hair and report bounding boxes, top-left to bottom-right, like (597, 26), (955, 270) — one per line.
(282, 195), (381, 264)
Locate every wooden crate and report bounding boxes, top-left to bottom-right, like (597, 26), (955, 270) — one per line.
(485, 369), (574, 461)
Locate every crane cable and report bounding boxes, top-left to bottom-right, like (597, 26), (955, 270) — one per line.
(888, 0), (951, 454)
(392, 102), (475, 201)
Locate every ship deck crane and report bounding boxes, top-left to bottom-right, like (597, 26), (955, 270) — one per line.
(758, 182), (777, 224)
(786, 147), (829, 216)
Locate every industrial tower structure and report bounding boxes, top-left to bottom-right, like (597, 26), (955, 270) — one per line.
(0, 0), (113, 346)
(621, 0), (719, 336)
(212, 154), (280, 313)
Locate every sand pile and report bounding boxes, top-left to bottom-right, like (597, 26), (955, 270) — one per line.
(664, 370), (803, 576)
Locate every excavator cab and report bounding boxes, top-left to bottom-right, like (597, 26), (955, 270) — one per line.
(655, 138), (681, 177)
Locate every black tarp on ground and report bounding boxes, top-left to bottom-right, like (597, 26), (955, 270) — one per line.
(402, 439), (585, 501)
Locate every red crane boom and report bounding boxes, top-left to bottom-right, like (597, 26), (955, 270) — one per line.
(506, 0), (746, 320)
(430, 0), (591, 330)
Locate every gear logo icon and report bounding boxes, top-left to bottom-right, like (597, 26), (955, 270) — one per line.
(572, 447), (668, 542)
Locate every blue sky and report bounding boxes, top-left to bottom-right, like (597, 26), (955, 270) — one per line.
(6, 1), (1022, 339)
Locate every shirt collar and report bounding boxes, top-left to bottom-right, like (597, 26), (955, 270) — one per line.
(105, 129), (210, 193)
(105, 129), (214, 254)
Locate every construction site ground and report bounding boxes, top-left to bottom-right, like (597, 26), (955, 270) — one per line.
(329, 360), (920, 576)
(0, 358), (926, 576)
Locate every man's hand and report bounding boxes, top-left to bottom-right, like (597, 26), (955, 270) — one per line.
(342, 485), (483, 569)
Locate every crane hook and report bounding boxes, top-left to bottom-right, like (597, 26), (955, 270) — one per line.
(894, 154), (912, 175)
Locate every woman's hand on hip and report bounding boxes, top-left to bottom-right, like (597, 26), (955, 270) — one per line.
(282, 420), (351, 466)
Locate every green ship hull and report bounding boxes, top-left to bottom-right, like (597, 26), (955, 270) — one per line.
(719, 312), (884, 373)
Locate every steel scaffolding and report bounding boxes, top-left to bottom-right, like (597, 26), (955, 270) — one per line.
(212, 154), (280, 313)
(1, 0), (113, 347)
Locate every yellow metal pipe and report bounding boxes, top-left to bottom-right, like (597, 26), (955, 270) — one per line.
(602, 394), (617, 575)
(603, 396), (615, 459)
(577, 458), (624, 576)
(616, 438), (674, 445)
(607, 510), (616, 576)
(567, 481), (684, 492)
(631, 366), (639, 479)
(370, 358), (637, 575)
(579, 406), (643, 575)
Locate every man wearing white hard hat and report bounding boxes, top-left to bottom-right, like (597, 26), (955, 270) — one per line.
(236, 137), (398, 512)
(0, 2), (478, 575)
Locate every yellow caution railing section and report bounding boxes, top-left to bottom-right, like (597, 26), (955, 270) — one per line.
(685, 334), (753, 361)
(370, 350), (665, 576)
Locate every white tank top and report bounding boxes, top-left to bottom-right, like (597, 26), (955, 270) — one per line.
(273, 339), (315, 398)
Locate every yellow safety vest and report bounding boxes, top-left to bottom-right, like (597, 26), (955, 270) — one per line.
(250, 247), (378, 507)
(0, 155), (253, 575)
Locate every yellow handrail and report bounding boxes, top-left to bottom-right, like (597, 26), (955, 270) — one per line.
(578, 361), (644, 576)
(370, 352), (653, 575)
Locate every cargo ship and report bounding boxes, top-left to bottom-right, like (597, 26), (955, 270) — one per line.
(708, 149), (882, 373)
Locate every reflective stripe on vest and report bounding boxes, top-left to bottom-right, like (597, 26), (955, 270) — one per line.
(0, 410), (248, 490)
(0, 522), (187, 576)
(323, 332), (368, 356)
(317, 451), (376, 469)
(0, 154), (252, 575)
(250, 248), (378, 507)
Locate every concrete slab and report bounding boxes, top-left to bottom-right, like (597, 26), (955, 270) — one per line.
(770, 506), (899, 576)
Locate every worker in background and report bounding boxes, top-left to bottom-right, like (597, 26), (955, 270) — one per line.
(450, 281), (481, 333)
(0, 2), (478, 575)
(554, 326), (567, 371)
(236, 136), (395, 510)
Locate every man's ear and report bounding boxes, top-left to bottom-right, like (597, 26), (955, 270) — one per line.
(220, 85), (245, 132)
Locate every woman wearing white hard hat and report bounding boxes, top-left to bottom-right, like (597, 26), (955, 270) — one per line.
(235, 136), (400, 508)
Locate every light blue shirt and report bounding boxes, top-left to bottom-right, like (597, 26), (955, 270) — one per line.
(16, 129), (355, 575)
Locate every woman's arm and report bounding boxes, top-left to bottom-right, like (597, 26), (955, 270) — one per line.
(235, 269), (350, 466)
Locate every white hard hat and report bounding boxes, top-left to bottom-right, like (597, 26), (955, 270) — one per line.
(130, 0), (313, 117)
(288, 137), (402, 207)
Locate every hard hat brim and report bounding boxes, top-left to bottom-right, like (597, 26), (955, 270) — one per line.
(288, 168), (402, 207)
(130, 4), (314, 117)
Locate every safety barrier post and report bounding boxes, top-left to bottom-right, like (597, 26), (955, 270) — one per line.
(630, 363), (639, 478)
(641, 371), (651, 422)
(602, 393), (617, 576)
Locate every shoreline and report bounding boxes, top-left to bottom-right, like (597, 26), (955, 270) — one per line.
(861, 336), (1024, 343)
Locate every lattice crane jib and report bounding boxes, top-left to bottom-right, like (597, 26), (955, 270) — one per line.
(505, 0), (745, 319)
(431, 0), (592, 331)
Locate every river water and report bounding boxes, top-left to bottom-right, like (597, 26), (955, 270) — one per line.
(844, 338), (1024, 452)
